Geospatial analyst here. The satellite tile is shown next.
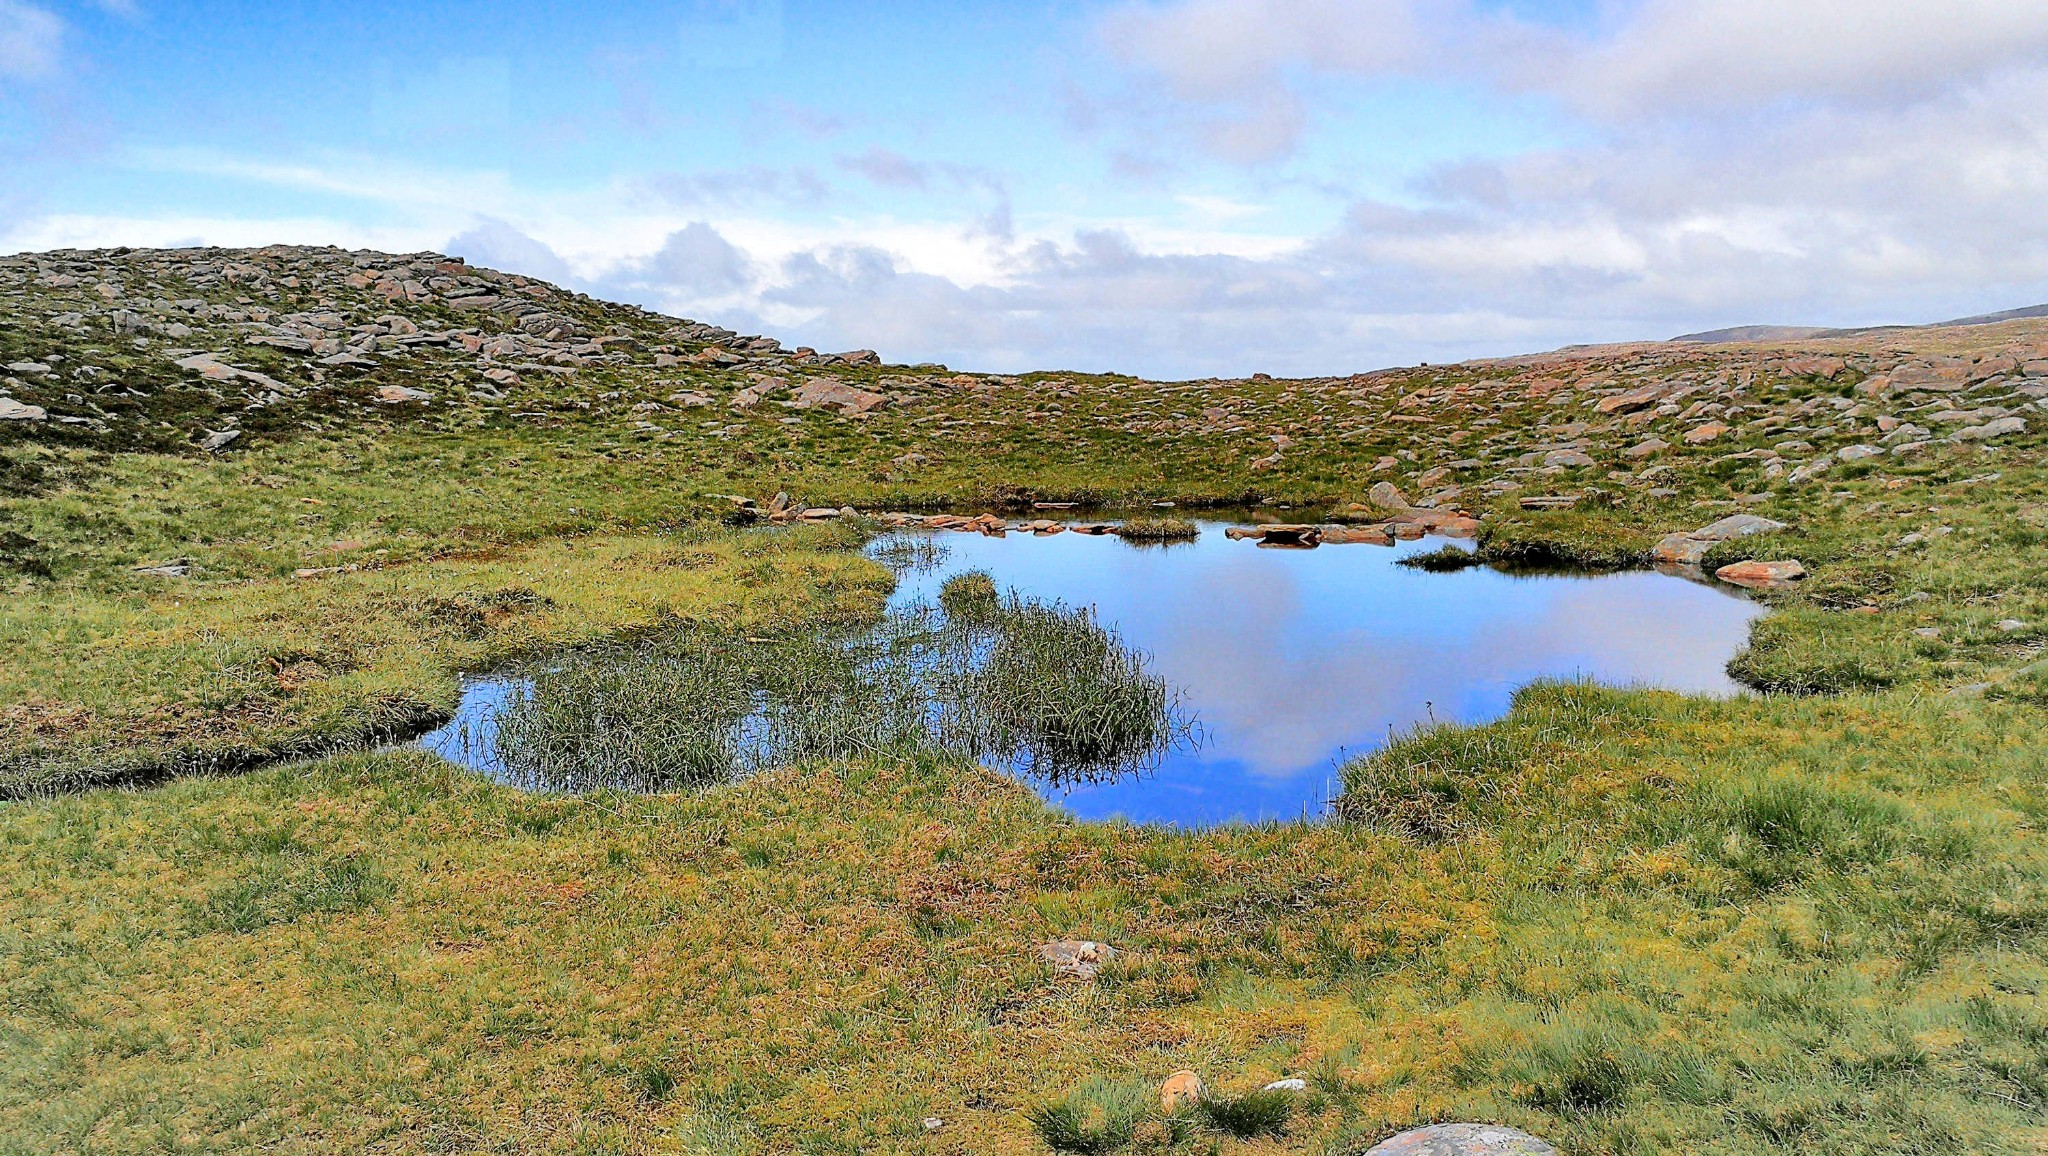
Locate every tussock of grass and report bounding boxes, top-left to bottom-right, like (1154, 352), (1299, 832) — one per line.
(1111, 516), (1199, 542)
(1027, 1078), (1150, 1153)
(1199, 1087), (1296, 1137)
(1477, 511), (1655, 570)
(1396, 544), (1484, 572)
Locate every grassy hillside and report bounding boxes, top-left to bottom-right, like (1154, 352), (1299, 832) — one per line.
(3, 246), (2046, 1153)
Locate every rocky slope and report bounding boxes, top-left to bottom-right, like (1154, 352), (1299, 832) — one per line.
(4, 245), (2041, 515)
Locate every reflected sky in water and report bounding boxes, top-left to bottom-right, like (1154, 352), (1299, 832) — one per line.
(881, 523), (1763, 827)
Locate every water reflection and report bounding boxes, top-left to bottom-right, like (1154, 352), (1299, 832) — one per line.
(419, 521), (1763, 827)
(881, 522), (1762, 825)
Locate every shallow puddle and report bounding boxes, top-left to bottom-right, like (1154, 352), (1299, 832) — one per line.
(421, 521), (1762, 827)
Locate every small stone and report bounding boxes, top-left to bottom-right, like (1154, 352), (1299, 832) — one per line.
(1997, 619), (2027, 632)
(1914, 627), (1942, 640)
(1542, 449), (1596, 468)
(1159, 1070), (1204, 1113)
(1361, 1123), (1558, 1155)
(1837, 444), (1884, 461)
(1623, 438), (1668, 459)
(199, 428), (241, 452)
(0, 398), (48, 422)
(1716, 559), (1807, 590)
(1682, 421), (1729, 445)
(1040, 939), (1118, 979)
(1262, 1078), (1308, 1092)
(132, 559), (191, 578)
(375, 385), (432, 404)
(4, 361), (51, 375)
(921, 1117), (943, 1133)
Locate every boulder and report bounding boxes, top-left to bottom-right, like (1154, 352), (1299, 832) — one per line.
(0, 398), (48, 422)
(1682, 421), (1729, 445)
(1360, 1124), (1558, 1155)
(1543, 449), (1596, 468)
(1655, 515), (1786, 564)
(374, 385), (432, 404)
(1953, 416), (2026, 442)
(1623, 438), (1668, 460)
(1693, 514), (1787, 542)
(199, 428), (241, 452)
(1594, 384), (1664, 414)
(1252, 523), (1320, 546)
(1716, 559), (1807, 589)
(1368, 481), (1412, 510)
(1320, 524), (1394, 545)
(791, 379), (890, 415)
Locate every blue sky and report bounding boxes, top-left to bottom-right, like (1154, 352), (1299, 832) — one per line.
(5, 0), (2048, 377)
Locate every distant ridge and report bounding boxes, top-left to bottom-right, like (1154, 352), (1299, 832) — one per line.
(1671, 303), (2048, 345)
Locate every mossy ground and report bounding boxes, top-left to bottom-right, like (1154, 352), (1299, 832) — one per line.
(4, 263), (2047, 1151)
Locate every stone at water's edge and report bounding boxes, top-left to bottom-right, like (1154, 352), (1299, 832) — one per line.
(1716, 559), (1807, 590)
(1361, 1123), (1558, 1155)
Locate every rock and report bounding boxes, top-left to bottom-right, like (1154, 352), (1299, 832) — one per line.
(1543, 449), (1596, 468)
(0, 398), (48, 422)
(1360, 1123), (1558, 1155)
(1518, 494), (1581, 511)
(199, 428), (241, 452)
(1890, 363), (1971, 391)
(921, 1117), (943, 1133)
(1594, 384), (1664, 414)
(1039, 939), (1118, 979)
(1320, 524), (1394, 545)
(791, 379), (890, 415)
(132, 559), (191, 578)
(1159, 1070), (1204, 1113)
(1368, 481), (1412, 510)
(1693, 514), (1787, 543)
(1953, 416), (2026, 442)
(1262, 1078), (1308, 1092)
(1682, 421), (1729, 445)
(1251, 523), (1321, 546)
(1997, 619), (2027, 632)
(1652, 532), (1713, 565)
(1785, 356), (1846, 379)
(1837, 444), (1883, 461)
(374, 385), (432, 404)
(4, 361), (51, 375)
(1623, 438), (1668, 459)
(1716, 559), (1807, 589)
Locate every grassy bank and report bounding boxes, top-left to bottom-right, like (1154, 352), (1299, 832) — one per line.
(3, 683), (2044, 1152)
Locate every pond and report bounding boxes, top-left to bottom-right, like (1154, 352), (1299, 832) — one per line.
(419, 519), (1763, 827)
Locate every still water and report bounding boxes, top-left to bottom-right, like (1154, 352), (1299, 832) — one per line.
(419, 522), (1763, 827)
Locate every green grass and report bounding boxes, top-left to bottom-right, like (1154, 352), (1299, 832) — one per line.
(5, 251), (2048, 1152)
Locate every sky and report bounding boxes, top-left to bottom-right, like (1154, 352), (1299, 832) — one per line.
(3, 0), (2047, 378)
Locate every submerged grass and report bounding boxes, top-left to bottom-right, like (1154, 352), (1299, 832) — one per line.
(484, 588), (1192, 792)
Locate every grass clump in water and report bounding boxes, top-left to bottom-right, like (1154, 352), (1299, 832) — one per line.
(485, 589), (1192, 793)
(1397, 544), (1484, 572)
(973, 598), (1187, 781)
(1111, 517), (1198, 542)
(937, 569), (1000, 621)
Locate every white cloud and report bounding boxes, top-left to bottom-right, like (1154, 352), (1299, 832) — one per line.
(0, 1), (62, 82)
